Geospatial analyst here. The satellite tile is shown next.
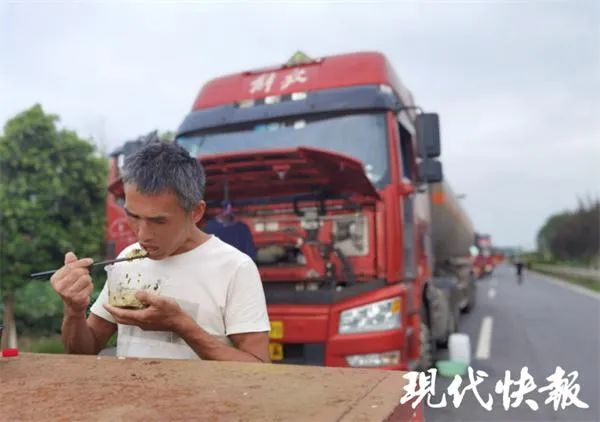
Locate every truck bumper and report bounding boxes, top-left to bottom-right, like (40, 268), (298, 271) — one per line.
(267, 308), (409, 370)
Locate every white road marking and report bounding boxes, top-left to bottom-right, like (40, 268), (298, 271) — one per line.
(533, 271), (600, 301)
(475, 316), (493, 360)
(488, 287), (496, 299)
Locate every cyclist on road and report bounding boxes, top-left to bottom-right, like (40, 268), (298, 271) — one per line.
(515, 258), (525, 284)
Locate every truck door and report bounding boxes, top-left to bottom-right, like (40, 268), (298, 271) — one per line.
(397, 119), (417, 281)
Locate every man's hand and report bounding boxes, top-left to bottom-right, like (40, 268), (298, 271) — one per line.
(103, 291), (188, 332)
(105, 291), (269, 362)
(50, 252), (94, 315)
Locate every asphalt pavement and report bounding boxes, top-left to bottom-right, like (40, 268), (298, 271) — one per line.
(425, 264), (600, 422)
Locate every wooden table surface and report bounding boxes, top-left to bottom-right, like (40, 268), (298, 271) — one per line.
(0, 353), (421, 421)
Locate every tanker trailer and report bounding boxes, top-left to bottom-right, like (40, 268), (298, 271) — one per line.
(429, 181), (477, 313)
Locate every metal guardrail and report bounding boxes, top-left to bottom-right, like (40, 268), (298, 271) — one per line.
(532, 264), (600, 281)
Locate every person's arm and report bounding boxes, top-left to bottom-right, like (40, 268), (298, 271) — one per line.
(62, 312), (116, 355)
(218, 258), (270, 361)
(103, 259), (271, 362)
(175, 315), (269, 362)
(51, 252), (117, 354)
(104, 292), (269, 362)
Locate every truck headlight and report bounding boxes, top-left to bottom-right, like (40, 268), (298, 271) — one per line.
(346, 350), (401, 367)
(338, 297), (401, 334)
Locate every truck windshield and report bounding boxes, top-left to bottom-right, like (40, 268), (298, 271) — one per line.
(177, 113), (389, 187)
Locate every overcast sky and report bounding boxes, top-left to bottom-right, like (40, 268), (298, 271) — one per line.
(1, 1), (598, 249)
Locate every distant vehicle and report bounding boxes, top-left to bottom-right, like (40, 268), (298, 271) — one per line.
(473, 233), (496, 277)
(105, 51), (475, 370)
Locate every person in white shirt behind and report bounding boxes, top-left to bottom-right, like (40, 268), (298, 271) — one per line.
(50, 141), (270, 362)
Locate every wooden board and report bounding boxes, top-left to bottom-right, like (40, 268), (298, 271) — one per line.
(0, 353), (422, 421)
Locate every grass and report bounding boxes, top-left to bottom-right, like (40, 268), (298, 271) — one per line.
(532, 266), (600, 293)
(20, 335), (65, 354)
(106, 332), (118, 348)
(18, 333), (118, 354)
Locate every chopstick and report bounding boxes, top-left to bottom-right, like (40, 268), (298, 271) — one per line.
(30, 254), (148, 279)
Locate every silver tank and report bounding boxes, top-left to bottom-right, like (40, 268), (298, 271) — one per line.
(429, 181), (475, 265)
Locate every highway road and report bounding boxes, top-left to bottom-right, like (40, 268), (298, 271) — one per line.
(425, 264), (600, 422)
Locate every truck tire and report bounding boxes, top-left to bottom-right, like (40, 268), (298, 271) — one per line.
(432, 276), (459, 348)
(418, 322), (434, 370)
(462, 278), (477, 314)
(418, 310), (435, 370)
(437, 300), (459, 348)
(463, 297), (474, 313)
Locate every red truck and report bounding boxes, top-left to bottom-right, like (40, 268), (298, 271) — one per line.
(473, 233), (495, 277)
(106, 52), (475, 370)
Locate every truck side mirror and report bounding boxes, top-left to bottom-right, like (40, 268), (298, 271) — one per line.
(418, 159), (443, 184)
(416, 113), (441, 158)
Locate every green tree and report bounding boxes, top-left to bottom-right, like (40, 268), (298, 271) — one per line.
(536, 197), (600, 265)
(0, 105), (108, 348)
(537, 213), (571, 260)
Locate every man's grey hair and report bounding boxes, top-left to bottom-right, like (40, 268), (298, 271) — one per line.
(122, 141), (205, 212)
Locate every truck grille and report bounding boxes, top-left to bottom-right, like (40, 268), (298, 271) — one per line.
(274, 343), (325, 366)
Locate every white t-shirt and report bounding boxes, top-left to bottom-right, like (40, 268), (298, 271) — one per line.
(90, 235), (270, 359)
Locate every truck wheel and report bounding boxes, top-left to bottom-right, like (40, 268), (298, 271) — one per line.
(437, 305), (458, 348)
(462, 280), (477, 314)
(418, 321), (435, 370)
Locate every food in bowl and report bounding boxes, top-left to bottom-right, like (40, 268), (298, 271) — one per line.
(105, 256), (162, 309)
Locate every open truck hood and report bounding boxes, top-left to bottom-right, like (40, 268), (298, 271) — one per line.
(108, 147), (380, 202)
(201, 147), (379, 202)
